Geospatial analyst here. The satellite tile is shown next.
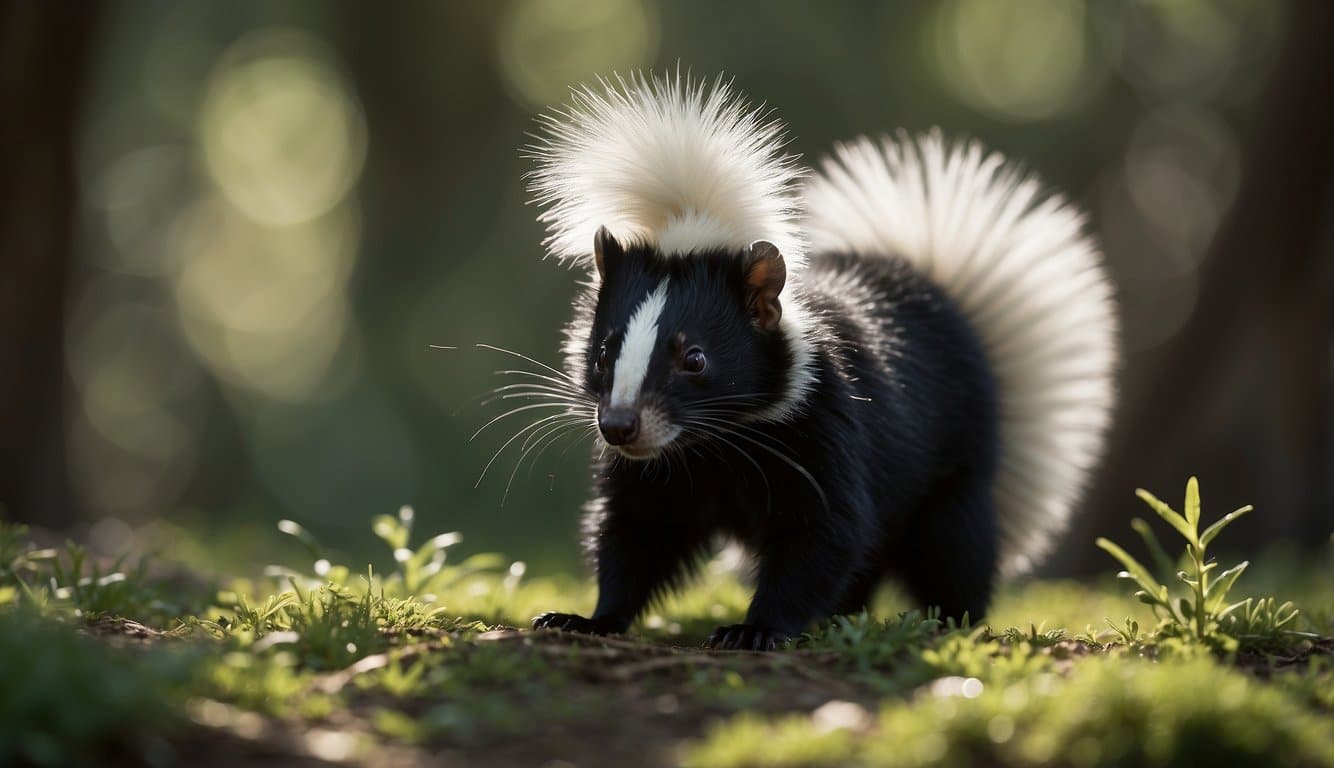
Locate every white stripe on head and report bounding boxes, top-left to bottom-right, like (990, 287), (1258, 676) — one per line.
(610, 278), (670, 408)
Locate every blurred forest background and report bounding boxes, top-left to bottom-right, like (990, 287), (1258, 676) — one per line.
(1, 1), (1331, 577)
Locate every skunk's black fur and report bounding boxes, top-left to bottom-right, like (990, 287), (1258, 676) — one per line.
(534, 239), (998, 649)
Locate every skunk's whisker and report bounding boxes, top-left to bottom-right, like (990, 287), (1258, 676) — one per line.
(680, 419), (772, 511)
(476, 410), (583, 488)
(493, 368), (588, 391)
(498, 392), (594, 404)
(484, 391), (594, 409)
(688, 393), (773, 406)
(504, 420), (584, 506)
(672, 441), (695, 489)
(527, 421), (594, 481)
(476, 343), (578, 384)
(486, 381), (594, 402)
(684, 415), (827, 509)
(520, 414), (585, 452)
(471, 402), (583, 442)
(560, 425), (600, 459)
(524, 425), (578, 482)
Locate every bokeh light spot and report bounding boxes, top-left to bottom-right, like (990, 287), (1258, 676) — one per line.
(200, 28), (366, 226)
(932, 0), (1100, 122)
(497, 0), (659, 109)
(1096, 0), (1282, 102)
(65, 291), (202, 518)
(91, 145), (191, 276)
(170, 197), (360, 401)
(1124, 107), (1240, 276)
(67, 297), (197, 460)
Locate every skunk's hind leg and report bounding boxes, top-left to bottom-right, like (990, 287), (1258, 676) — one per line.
(896, 473), (997, 624)
(831, 569), (880, 616)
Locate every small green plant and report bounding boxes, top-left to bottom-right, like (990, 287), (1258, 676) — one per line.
(266, 506), (523, 611)
(1096, 477), (1300, 650)
(0, 522), (55, 607)
(798, 610), (943, 670)
(197, 509), (525, 668)
(0, 522), (208, 623)
(998, 623), (1067, 648)
(1104, 616), (1146, 650)
(1226, 596), (1302, 641)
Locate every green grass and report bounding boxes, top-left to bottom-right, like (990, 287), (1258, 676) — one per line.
(685, 656), (1334, 768)
(0, 612), (196, 765)
(0, 481), (1331, 767)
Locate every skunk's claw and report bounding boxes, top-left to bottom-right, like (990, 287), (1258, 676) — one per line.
(532, 611), (615, 636)
(704, 623), (790, 651)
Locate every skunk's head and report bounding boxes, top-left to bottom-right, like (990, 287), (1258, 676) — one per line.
(580, 227), (792, 460)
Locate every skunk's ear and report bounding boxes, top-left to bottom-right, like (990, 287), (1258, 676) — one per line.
(593, 226), (623, 280)
(743, 240), (786, 331)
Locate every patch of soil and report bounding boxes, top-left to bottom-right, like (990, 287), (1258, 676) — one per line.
(321, 629), (887, 768)
(1235, 635), (1334, 675)
(80, 621), (1334, 767)
(82, 615), (183, 645)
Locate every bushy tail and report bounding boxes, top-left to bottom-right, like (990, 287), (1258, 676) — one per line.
(803, 132), (1117, 577)
(525, 72), (806, 270)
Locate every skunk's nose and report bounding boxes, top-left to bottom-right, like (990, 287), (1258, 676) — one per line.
(598, 407), (640, 445)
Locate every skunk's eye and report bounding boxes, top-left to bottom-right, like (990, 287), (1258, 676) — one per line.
(595, 345), (609, 373)
(682, 347), (707, 374)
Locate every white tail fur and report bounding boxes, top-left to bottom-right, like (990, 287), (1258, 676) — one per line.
(525, 72), (806, 269)
(803, 132), (1118, 577)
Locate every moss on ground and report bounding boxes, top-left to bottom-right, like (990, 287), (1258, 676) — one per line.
(0, 509), (1331, 768)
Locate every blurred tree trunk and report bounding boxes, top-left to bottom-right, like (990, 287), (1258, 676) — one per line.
(0, 3), (98, 525)
(1055, 2), (1334, 575)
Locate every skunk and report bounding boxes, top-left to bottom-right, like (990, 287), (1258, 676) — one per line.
(522, 74), (1117, 650)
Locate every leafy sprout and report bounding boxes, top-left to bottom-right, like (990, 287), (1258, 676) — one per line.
(1096, 477), (1307, 650)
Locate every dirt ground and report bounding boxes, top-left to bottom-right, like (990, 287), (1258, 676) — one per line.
(79, 615), (1334, 768)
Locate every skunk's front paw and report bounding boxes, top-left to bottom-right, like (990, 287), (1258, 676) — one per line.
(704, 623), (791, 651)
(531, 611), (616, 636)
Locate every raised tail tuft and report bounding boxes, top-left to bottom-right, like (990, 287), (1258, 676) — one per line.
(525, 72), (806, 269)
(803, 132), (1118, 577)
